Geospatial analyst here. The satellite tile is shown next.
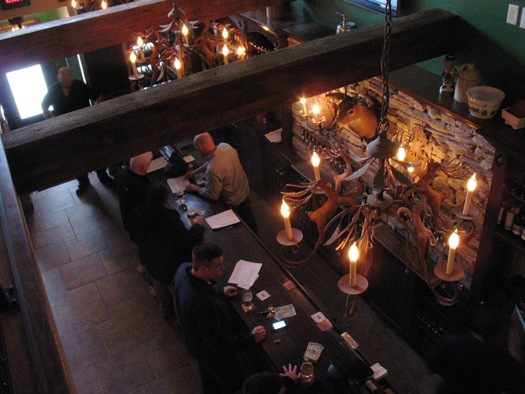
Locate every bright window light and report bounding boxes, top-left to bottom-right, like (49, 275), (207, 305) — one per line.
(6, 65), (49, 120)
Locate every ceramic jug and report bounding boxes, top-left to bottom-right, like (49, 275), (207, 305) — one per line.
(454, 64), (482, 103)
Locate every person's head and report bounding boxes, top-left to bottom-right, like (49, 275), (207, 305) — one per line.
(191, 242), (224, 281)
(57, 67), (74, 89)
(129, 151), (153, 175)
(193, 132), (216, 157)
(242, 372), (285, 394)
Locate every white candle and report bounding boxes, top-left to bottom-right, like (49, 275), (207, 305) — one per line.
(348, 242), (359, 287)
(446, 230), (459, 275)
(174, 57), (182, 79)
(462, 174), (477, 215)
(280, 200), (294, 241)
(222, 45), (229, 65)
(130, 52), (138, 78)
(300, 97), (307, 114)
(182, 24), (189, 46)
(101, 0), (107, 9)
(312, 104), (321, 123)
(397, 146), (406, 161)
(311, 152), (321, 181)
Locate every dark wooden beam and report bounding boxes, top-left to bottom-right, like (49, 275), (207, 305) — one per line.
(0, 0), (278, 73)
(3, 9), (457, 195)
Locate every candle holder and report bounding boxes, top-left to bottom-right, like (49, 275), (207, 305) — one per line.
(434, 260), (464, 282)
(338, 273), (369, 316)
(453, 205), (480, 221)
(276, 228), (303, 246)
(128, 74), (145, 92)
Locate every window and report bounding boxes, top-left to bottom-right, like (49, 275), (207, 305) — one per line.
(6, 64), (48, 119)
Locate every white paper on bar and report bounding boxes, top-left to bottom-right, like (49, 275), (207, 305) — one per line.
(147, 157), (168, 173)
(167, 176), (190, 193)
(228, 260), (262, 288)
(265, 128), (282, 143)
(371, 363), (388, 380)
(205, 209), (240, 229)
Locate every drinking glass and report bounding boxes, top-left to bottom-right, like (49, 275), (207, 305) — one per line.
(301, 361), (314, 383)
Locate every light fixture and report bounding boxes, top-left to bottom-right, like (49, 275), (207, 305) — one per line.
(281, 0), (474, 307)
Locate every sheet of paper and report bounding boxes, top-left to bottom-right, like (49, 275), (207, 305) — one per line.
(147, 157), (168, 173)
(264, 128), (282, 143)
(227, 260), (262, 289)
(205, 209), (240, 229)
(167, 176), (190, 193)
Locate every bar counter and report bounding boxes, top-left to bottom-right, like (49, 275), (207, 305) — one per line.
(152, 165), (393, 393)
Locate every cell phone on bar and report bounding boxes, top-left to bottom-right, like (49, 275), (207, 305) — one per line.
(272, 320), (289, 331)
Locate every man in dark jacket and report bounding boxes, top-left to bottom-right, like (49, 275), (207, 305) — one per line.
(174, 242), (266, 394)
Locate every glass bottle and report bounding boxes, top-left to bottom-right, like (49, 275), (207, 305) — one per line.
(512, 211), (525, 236)
(504, 201), (520, 231)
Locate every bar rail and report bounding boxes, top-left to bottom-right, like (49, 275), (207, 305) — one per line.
(0, 137), (75, 393)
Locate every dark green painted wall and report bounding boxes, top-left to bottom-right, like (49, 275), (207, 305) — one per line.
(294, 0), (525, 101)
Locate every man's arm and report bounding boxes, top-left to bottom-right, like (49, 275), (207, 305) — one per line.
(186, 169), (222, 201)
(41, 94), (53, 119)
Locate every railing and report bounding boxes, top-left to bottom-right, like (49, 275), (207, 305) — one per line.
(0, 137), (75, 393)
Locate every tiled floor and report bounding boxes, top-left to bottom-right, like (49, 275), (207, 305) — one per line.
(25, 173), (442, 394)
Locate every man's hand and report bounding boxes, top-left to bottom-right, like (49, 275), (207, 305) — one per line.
(183, 169), (198, 180)
(251, 326), (266, 343)
(280, 364), (301, 382)
(185, 183), (201, 193)
(223, 285), (238, 298)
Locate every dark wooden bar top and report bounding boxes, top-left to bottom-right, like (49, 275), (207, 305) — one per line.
(146, 160), (391, 392)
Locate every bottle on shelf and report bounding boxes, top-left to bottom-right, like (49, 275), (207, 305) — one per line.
(512, 210), (525, 237)
(504, 201), (521, 231)
(497, 199), (509, 225)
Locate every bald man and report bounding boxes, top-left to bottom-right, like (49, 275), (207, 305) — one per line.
(185, 132), (258, 232)
(42, 67), (109, 195)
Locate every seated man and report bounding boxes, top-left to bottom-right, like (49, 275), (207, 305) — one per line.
(184, 132), (258, 233)
(174, 242), (267, 393)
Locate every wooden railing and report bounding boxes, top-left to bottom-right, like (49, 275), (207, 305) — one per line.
(0, 137), (75, 393)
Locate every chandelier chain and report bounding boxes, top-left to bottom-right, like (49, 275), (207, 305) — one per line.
(378, 0), (393, 136)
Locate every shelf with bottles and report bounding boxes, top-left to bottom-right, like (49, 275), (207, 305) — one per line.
(496, 176), (525, 252)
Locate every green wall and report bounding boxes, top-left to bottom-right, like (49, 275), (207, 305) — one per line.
(295, 0), (525, 101)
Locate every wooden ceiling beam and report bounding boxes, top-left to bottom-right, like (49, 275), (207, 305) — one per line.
(2, 9), (457, 195)
(0, 0), (278, 73)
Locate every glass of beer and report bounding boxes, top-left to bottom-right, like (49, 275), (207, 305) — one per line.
(300, 361), (314, 383)
(241, 290), (255, 312)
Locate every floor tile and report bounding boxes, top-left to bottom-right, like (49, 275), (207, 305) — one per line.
(61, 327), (107, 373)
(60, 253), (107, 291)
(72, 365), (102, 394)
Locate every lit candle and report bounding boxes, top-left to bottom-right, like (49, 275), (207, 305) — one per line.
(101, 0), (107, 9)
(222, 27), (229, 42)
(137, 37), (145, 62)
(222, 44), (229, 65)
(300, 97), (307, 114)
(236, 45), (246, 59)
(462, 173), (477, 215)
(446, 230), (459, 275)
(397, 146), (406, 161)
(280, 200), (294, 241)
(312, 104), (321, 123)
(174, 58), (182, 79)
(182, 24), (189, 46)
(311, 152), (321, 181)
(348, 242), (359, 287)
(71, 0), (77, 8)
(130, 52), (138, 78)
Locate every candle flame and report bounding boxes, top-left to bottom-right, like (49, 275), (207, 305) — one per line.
(101, 0), (107, 9)
(280, 200), (290, 218)
(311, 151), (320, 167)
(137, 36), (143, 47)
(312, 104), (320, 116)
(467, 173), (477, 192)
(129, 52), (137, 63)
(71, 0), (77, 8)
(222, 44), (229, 57)
(222, 27), (228, 40)
(300, 97), (306, 105)
(236, 46), (246, 56)
(397, 146), (406, 161)
(449, 230), (460, 249)
(407, 166), (414, 173)
(348, 242), (359, 262)
(182, 24), (189, 36)
(174, 58), (181, 70)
